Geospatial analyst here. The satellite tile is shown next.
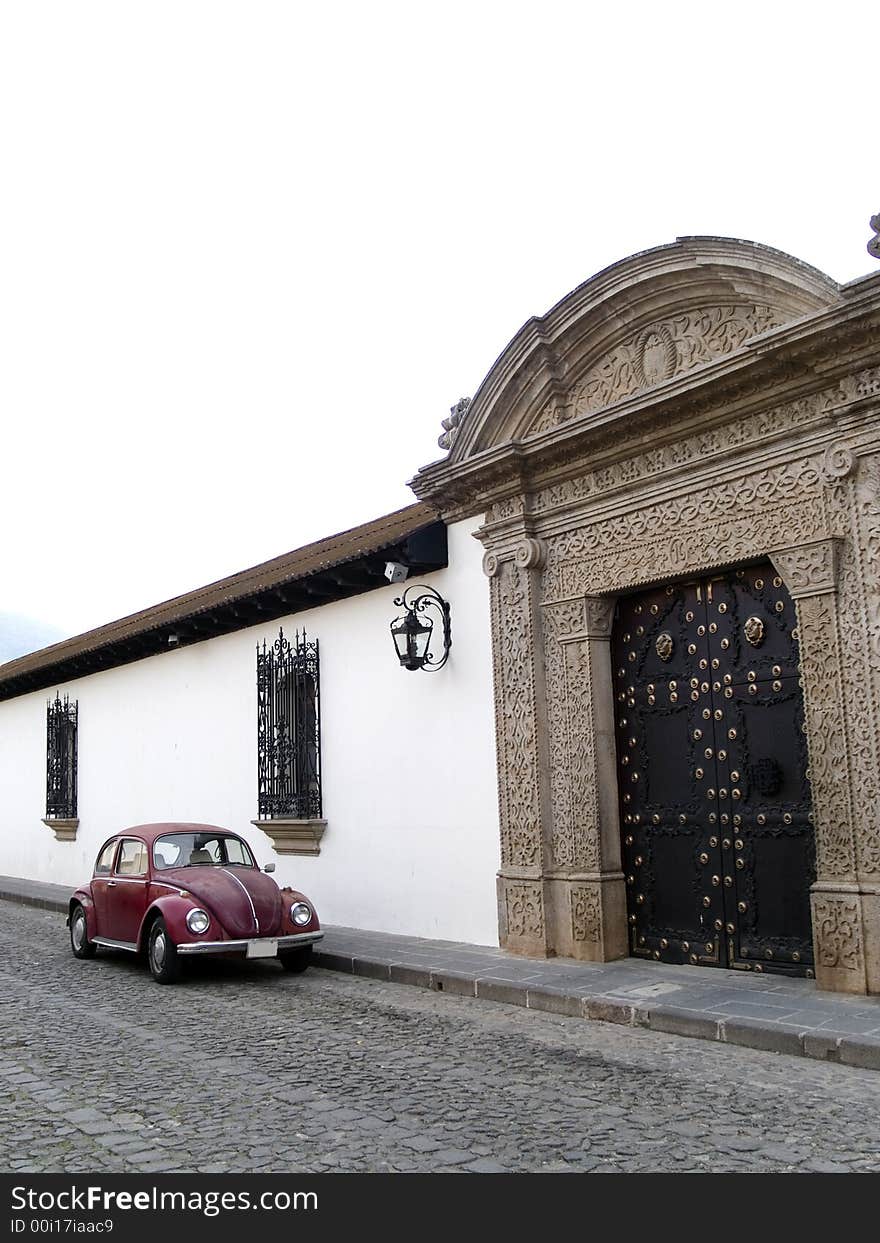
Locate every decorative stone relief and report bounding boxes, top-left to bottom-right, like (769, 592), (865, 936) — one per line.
(437, 397), (471, 451)
(544, 459), (826, 599)
(490, 560), (543, 870)
(854, 366), (880, 399)
(869, 211), (880, 261)
(531, 385), (844, 516)
(515, 537), (546, 570)
(488, 495), (526, 523)
(792, 592), (856, 881)
(542, 604), (598, 871)
(529, 303), (786, 434)
(571, 887), (602, 943)
(822, 443), (857, 483)
(541, 595), (619, 875)
(505, 883), (544, 939)
(585, 596), (616, 638)
(840, 453), (880, 875)
(815, 895), (863, 971)
(771, 540), (840, 598)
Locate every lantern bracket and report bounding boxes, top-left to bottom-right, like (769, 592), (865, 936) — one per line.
(390, 585), (452, 672)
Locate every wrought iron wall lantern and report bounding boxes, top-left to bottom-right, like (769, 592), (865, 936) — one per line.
(390, 585), (452, 672)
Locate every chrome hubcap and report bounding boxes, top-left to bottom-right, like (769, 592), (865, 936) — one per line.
(152, 932), (166, 969)
(72, 914), (84, 950)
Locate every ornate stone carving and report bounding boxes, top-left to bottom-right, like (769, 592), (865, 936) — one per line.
(542, 597), (588, 641)
(815, 895), (863, 970)
(794, 593), (856, 881)
(541, 594), (619, 875)
(544, 460), (826, 599)
(585, 596), (616, 639)
(438, 397), (471, 451)
(854, 367), (880, 399)
(490, 561), (543, 869)
(869, 212), (880, 261)
(505, 883), (544, 939)
(529, 303), (786, 434)
(771, 540), (839, 599)
(545, 635), (599, 871)
(531, 385), (843, 516)
(822, 443), (857, 482)
(571, 887), (601, 943)
(842, 454), (880, 875)
(514, 537), (546, 570)
(635, 325), (677, 387)
(482, 550), (501, 579)
(488, 495), (526, 523)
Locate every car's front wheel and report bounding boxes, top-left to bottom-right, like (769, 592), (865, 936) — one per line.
(279, 945), (313, 974)
(148, 917), (180, 984)
(69, 904), (96, 960)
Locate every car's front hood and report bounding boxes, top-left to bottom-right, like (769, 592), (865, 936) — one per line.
(160, 867), (283, 938)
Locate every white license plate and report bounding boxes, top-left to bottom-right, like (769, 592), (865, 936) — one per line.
(246, 938), (278, 959)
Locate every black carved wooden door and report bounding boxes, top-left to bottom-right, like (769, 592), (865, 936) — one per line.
(612, 562), (815, 975)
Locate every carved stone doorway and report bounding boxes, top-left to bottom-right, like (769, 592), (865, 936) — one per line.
(611, 562), (816, 975)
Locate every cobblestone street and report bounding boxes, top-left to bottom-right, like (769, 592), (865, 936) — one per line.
(4, 900), (880, 1174)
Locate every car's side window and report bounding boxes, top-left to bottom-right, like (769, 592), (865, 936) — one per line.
(116, 839), (148, 877)
(224, 837), (254, 866)
(94, 840), (118, 876)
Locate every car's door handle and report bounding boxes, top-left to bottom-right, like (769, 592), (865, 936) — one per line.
(107, 881), (117, 887)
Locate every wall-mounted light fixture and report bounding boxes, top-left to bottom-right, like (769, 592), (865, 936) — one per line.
(390, 585), (452, 672)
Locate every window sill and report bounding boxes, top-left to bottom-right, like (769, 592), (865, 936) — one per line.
(251, 818), (327, 856)
(42, 817), (79, 842)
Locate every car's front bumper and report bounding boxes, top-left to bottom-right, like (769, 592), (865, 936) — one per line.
(175, 930), (323, 957)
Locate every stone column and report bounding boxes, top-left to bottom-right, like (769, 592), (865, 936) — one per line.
(540, 595), (627, 962)
(484, 539), (553, 957)
(771, 538), (869, 993)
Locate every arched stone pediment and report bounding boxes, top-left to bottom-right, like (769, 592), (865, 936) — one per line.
(442, 237), (840, 461)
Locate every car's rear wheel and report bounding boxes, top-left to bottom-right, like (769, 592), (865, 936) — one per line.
(148, 917), (180, 984)
(279, 945), (313, 974)
(69, 904), (96, 960)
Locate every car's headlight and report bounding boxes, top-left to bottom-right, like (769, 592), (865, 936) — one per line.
(291, 902), (312, 926)
(186, 908), (210, 935)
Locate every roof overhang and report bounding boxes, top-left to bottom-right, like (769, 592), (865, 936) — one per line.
(0, 504), (446, 701)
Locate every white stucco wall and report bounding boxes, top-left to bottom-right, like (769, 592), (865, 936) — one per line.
(0, 517), (502, 945)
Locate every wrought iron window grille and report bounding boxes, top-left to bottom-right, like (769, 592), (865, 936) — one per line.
(46, 693), (78, 820)
(257, 628), (322, 820)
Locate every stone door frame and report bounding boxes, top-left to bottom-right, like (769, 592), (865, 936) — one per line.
(481, 469), (874, 994)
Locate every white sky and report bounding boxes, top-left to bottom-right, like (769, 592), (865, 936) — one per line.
(1, 1), (876, 644)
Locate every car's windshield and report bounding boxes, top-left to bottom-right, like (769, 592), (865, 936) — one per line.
(153, 833), (257, 870)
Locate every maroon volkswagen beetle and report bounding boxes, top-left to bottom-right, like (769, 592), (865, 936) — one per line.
(67, 822), (323, 984)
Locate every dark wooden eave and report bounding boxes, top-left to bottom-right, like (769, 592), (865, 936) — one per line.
(0, 504), (447, 701)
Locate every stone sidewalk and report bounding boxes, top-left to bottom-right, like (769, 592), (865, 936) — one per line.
(5, 873), (880, 1070)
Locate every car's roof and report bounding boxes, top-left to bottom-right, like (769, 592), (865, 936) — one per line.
(107, 823), (244, 846)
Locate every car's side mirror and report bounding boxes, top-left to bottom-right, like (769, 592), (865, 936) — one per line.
(263, 862), (276, 873)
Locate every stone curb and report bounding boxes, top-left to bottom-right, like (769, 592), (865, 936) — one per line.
(311, 950), (880, 1071)
(0, 885), (68, 914)
(5, 886), (880, 1071)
